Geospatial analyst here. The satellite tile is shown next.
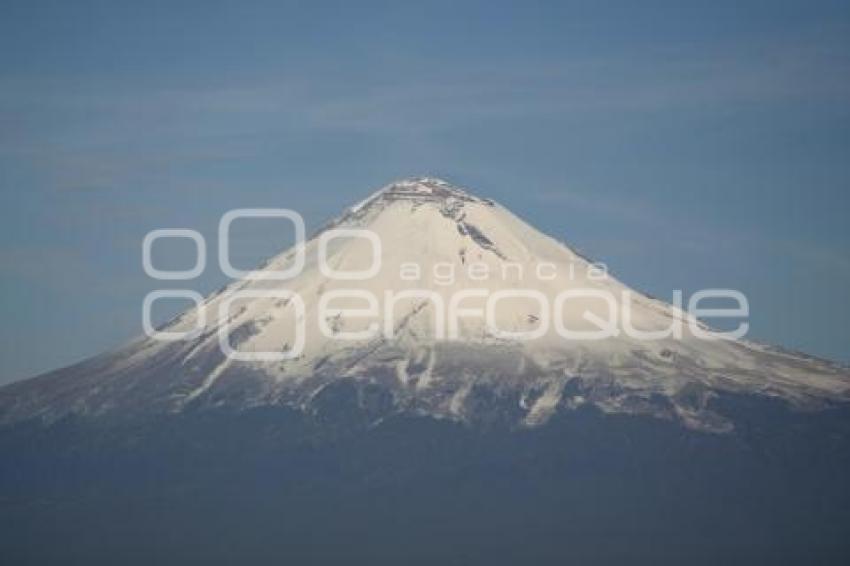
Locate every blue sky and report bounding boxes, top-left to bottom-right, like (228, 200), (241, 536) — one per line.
(1, 0), (848, 383)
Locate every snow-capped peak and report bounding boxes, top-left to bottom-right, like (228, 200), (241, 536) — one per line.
(1, 178), (848, 431)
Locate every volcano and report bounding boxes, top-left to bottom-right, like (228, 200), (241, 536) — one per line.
(2, 178), (849, 565)
(2, 177), (847, 430)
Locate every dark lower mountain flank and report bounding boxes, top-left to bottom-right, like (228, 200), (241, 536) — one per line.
(2, 389), (849, 565)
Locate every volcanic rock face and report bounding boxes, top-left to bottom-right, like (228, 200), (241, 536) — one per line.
(1, 177), (848, 431)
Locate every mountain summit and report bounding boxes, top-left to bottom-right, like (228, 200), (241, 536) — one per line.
(358, 176), (486, 202)
(1, 178), (848, 431)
